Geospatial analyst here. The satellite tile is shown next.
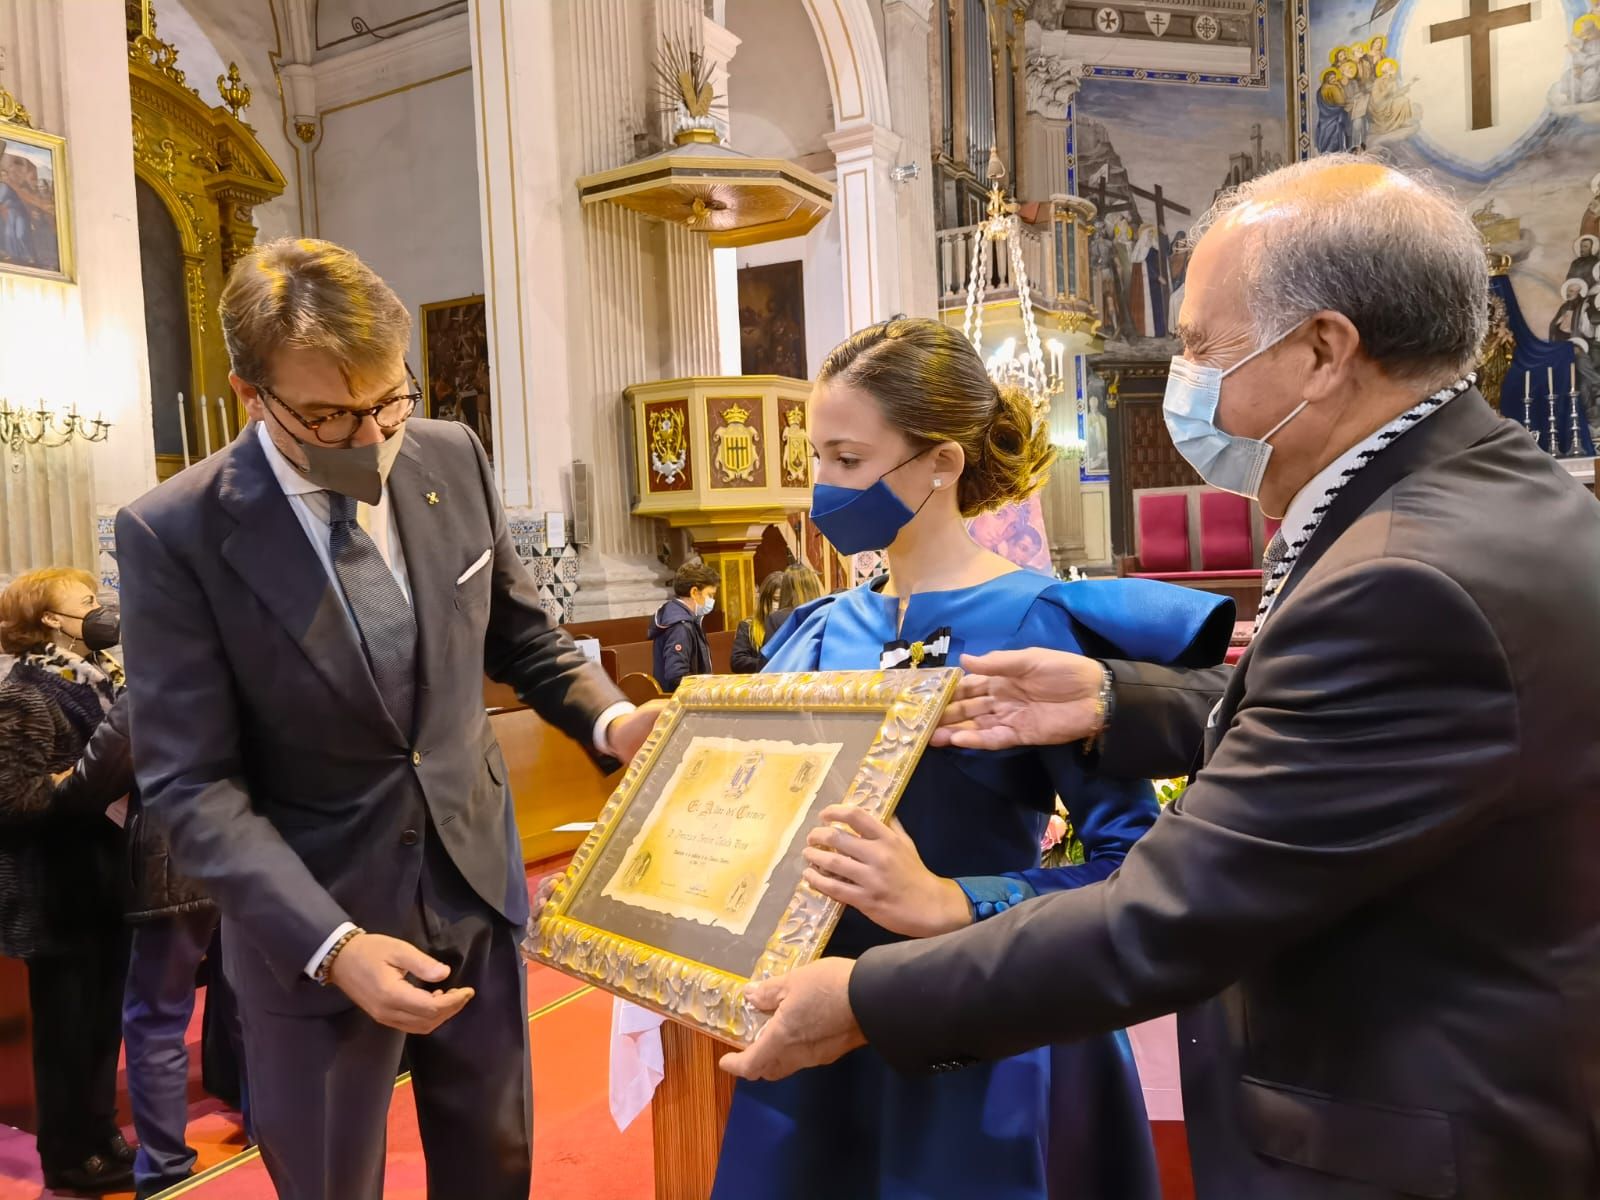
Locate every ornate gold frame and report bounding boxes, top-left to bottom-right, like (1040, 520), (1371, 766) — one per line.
(531, 668), (959, 1046)
(127, 3), (286, 480)
(0, 114), (72, 283)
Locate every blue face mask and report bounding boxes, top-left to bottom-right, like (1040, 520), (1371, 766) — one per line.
(809, 448), (932, 555)
(1163, 321), (1310, 500)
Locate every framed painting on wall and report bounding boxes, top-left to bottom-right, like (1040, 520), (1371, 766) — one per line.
(738, 261), (807, 379)
(420, 294), (493, 462)
(0, 117), (70, 283)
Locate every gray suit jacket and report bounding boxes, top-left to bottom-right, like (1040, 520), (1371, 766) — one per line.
(116, 418), (624, 1014)
(850, 391), (1600, 1198)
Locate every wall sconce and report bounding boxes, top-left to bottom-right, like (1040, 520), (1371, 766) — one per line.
(890, 162), (920, 184)
(0, 399), (112, 457)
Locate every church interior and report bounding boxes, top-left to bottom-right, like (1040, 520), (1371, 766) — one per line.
(0, 0), (1595, 1197)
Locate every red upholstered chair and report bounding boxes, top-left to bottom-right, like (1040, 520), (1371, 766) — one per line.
(1136, 493), (1191, 573)
(1199, 491), (1253, 570)
(1262, 514), (1283, 545)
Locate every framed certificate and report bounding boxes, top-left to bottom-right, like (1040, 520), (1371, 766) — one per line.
(528, 668), (959, 1046)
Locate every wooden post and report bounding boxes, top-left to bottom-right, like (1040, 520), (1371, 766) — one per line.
(652, 1023), (737, 1200)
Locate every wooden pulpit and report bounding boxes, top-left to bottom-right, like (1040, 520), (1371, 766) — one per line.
(652, 1022), (736, 1200)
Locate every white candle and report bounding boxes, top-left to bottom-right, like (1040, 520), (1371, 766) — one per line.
(1523, 371), (1530, 401)
(177, 392), (191, 468)
(216, 393), (230, 442)
(1548, 366), (1555, 396)
(199, 392), (213, 456)
(1572, 361), (1578, 394)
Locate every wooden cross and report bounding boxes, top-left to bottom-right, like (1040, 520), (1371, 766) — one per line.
(1250, 122), (1264, 172)
(1429, 0), (1532, 131)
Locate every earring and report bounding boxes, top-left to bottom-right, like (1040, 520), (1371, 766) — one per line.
(933, 477), (943, 488)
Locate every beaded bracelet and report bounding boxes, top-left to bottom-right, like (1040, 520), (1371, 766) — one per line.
(313, 926), (366, 987)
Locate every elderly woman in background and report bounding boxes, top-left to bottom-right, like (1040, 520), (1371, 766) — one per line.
(0, 566), (135, 1195)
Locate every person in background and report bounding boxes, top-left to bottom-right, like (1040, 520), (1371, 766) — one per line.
(41, 602), (251, 1199)
(649, 560), (719, 692)
(730, 571), (784, 673)
(0, 567), (134, 1194)
(773, 560), (824, 631)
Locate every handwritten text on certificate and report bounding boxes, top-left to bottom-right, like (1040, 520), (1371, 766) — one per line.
(601, 736), (841, 936)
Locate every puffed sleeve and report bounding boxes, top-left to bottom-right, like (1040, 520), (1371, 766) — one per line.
(758, 595), (836, 673)
(953, 577), (1230, 919)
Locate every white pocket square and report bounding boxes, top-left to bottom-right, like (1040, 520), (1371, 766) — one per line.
(456, 549), (492, 586)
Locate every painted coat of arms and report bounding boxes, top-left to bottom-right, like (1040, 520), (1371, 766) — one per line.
(713, 402), (760, 482)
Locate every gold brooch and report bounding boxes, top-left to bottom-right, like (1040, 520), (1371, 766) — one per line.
(425, 491), (440, 505)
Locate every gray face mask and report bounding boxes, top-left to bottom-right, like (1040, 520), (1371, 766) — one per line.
(292, 425), (407, 505)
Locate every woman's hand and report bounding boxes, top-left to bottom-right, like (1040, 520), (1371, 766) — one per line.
(802, 805), (972, 938)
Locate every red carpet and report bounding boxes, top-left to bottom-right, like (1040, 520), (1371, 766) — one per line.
(0, 862), (655, 1200)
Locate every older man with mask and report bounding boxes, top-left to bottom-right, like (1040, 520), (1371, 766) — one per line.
(722, 157), (1600, 1198)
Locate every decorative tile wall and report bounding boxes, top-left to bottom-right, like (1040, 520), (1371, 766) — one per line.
(507, 513), (581, 623)
(97, 513), (120, 596)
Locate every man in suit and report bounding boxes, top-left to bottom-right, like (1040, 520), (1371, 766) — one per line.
(116, 238), (659, 1200)
(722, 158), (1600, 1198)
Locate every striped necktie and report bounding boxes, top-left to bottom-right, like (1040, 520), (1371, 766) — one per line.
(327, 491), (418, 733)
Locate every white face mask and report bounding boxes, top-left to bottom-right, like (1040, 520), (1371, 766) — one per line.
(700, 596), (716, 617)
(1162, 320), (1310, 500)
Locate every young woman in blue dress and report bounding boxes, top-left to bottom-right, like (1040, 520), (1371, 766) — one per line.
(709, 318), (1231, 1199)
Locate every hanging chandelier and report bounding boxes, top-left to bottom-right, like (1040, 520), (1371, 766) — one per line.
(961, 150), (1064, 424)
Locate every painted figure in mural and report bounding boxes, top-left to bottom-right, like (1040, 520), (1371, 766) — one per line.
(1563, 15), (1600, 105)
(1580, 172), (1600, 240)
(1569, 234), (1600, 286)
(1316, 67), (1355, 154)
(1340, 60), (1372, 148)
(1367, 58), (1418, 136)
(0, 144), (46, 270)
(1089, 219), (1130, 340)
(1551, 279), (1594, 340)
(1111, 218), (1137, 335)
(1130, 224), (1167, 339)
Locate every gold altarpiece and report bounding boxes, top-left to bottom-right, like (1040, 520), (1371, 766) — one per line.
(126, 1), (286, 480)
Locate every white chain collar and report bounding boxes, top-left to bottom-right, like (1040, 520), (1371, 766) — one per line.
(1256, 374), (1476, 628)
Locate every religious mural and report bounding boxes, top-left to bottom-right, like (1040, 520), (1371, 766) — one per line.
(1062, 0), (1290, 353)
(1309, 0), (1600, 435)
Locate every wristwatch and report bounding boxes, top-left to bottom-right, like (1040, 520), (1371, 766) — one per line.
(1081, 662), (1116, 755)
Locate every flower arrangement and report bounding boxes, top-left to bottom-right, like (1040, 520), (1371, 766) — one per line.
(1040, 778), (1190, 868)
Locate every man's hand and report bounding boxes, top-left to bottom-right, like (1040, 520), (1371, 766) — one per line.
(328, 933), (475, 1035)
(803, 806), (971, 938)
(607, 699), (668, 765)
(932, 649), (1106, 750)
(718, 958), (865, 1082)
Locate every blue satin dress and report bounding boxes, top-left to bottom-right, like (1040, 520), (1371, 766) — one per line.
(710, 570), (1231, 1200)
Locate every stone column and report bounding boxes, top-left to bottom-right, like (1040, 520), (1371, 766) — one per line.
(824, 121), (904, 332)
(884, 0), (937, 318)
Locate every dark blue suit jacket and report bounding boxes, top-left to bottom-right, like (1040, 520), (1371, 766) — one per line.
(116, 419), (624, 1014)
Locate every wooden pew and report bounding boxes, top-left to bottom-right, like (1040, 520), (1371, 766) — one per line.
(488, 703), (621, 864)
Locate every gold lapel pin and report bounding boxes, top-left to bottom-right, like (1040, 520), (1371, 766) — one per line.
(425, 491), (440, 505)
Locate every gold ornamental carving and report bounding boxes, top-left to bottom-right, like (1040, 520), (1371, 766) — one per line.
(294, 120), (317, 144)
(649, 407), (689, 486)
(712, 403), (760, 482)
(217, 63), (251, 122)
(0, 83), (33, 129)
(781, 407), (809, 486)
(127, 0), (285, 481)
